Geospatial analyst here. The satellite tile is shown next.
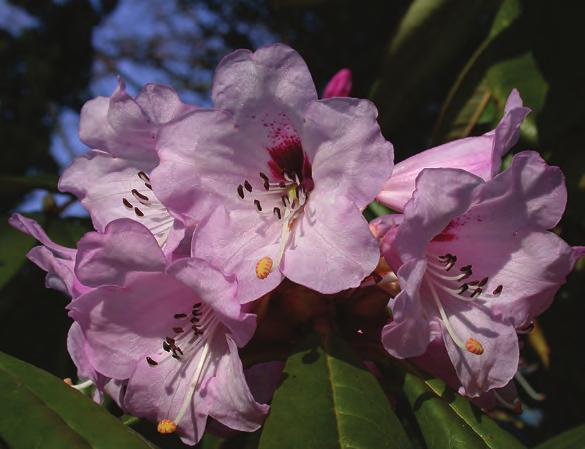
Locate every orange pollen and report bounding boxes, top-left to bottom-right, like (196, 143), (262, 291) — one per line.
(255, 256), (273, 279)
(157, 419), (177, 434)
(63, 378), (73, 386)
(465, 338), (484, 355)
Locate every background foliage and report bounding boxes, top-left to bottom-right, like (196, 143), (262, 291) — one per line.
(1, 0), (584, 447)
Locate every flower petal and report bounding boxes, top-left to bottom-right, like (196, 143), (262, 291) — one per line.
(9, 213), (75, 258)
(473, 151), (566, 231)
(79, 79), (194, 161)
(376, 89), (530, 212)
(440, 299), (519, 397)
(391, 168), (483, 263)
(68, 272), (197, 379)
(191, 206), (284, 304)
(282, 195), (379, 293)
(212, 44), (317, 130)
(59, 151), (172, 238)
(75, 219), (166, 288)
(305, 98), (394, 209)
(168, 257), (257, 346)
(487, 89), (531, 177)
(206, 336), (269, 432)
(382, 259), (432, 358)
(377, 136), (494, 212)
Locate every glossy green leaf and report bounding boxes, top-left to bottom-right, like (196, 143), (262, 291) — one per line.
(0, 214), (39, 290)
(432, 0), (545, 146)
(0, 174), (60, 194)
(258, 331), (412, 449)
(370, 0), (499, 135)
(0, 350), (157, 449)
(533, 424), (585, 449)
(398, 368), (526, 449)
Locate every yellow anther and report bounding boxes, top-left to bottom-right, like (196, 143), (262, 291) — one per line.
(157, 419), (177, 434)
(465, 337), (484, 355)
(255, 256), (273, 279)
(63, 378), (73, 386)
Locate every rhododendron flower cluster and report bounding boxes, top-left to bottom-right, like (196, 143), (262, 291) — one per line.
(10, 43), (583, 445)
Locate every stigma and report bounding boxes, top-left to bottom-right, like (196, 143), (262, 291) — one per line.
(157, 419), (177, 434)
(256, 257), (273, 279)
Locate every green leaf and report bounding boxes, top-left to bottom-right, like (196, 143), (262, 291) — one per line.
(0, 174), (60, 194)
(397, 367), (526, 449)
(533, 424), (585, 449)
(370, 0), (500, 135)
(0, 214), (40, 290)
(258, 330), (412, 449)
(432, 0), (545, 146)
(0, 350), (157, 449)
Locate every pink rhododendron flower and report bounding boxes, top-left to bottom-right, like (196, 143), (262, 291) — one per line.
(322, 68), (352, 98)
(9, 214), (267, 443)
(152, 44), (393, 302)
(67, 219), (267, 444)
(376, 151), (584, 396)
(377, 90), (531, 212)
(59, 79), (196, 252)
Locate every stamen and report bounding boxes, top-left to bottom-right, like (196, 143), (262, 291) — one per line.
(134, 207), (144, 217)
(131, 189), (149, 202)
(458, 284), (469, 295)
(428, 281), (482, 355)
(492, 285), (503, 296)
(145, 183), (152, 190)
(515, 371), (545, 401)
(162, 341), (171, 352)
(256, 257), (273, 279)
(138, 171), (150, 182)
(146, 356), (158, 366)
(157, 419), (177, 434)
(244, 180), (253, 192)
(465, 338), (484, 355)
(174, 313), (187, 319)
(273, 207), (282, 220)
(122, 198), (133, 209)
(493, 391), (523, 414)
(254, 199), (262, 211)
(172, 334), (213, 426)
(173, 327), (184, 333)
(237, 185), (245, 199)
(470, 288), (482, 298)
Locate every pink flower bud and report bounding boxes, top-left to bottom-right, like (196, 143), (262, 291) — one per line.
(322, 68), (352, 98)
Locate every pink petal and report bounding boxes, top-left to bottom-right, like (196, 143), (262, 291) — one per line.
(75, 219), (166, 288)
(377, 136), (493, 212)
(382, 259), (432, 358)
(168, 257), (257, 346)
(282, 195), (379, 293)
(59, 151), (161, 233)
(212, 44), (317, 131)
(376, 89), (530, 212)
(440, 299), (519, 397)
(304, 97), (394, 209)
(68, 272), (196, 379)
(390, 168), (483, 262)
(191, 207), (284, 304)
(206, 336), (269, 432)
(322, 68), (352, 98)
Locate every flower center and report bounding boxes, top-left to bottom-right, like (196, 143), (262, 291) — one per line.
(121, 171), (174, 246)
(151, 302), (219, 433)
(423, 253), (504, 356)
(236, 137), (314, 279)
